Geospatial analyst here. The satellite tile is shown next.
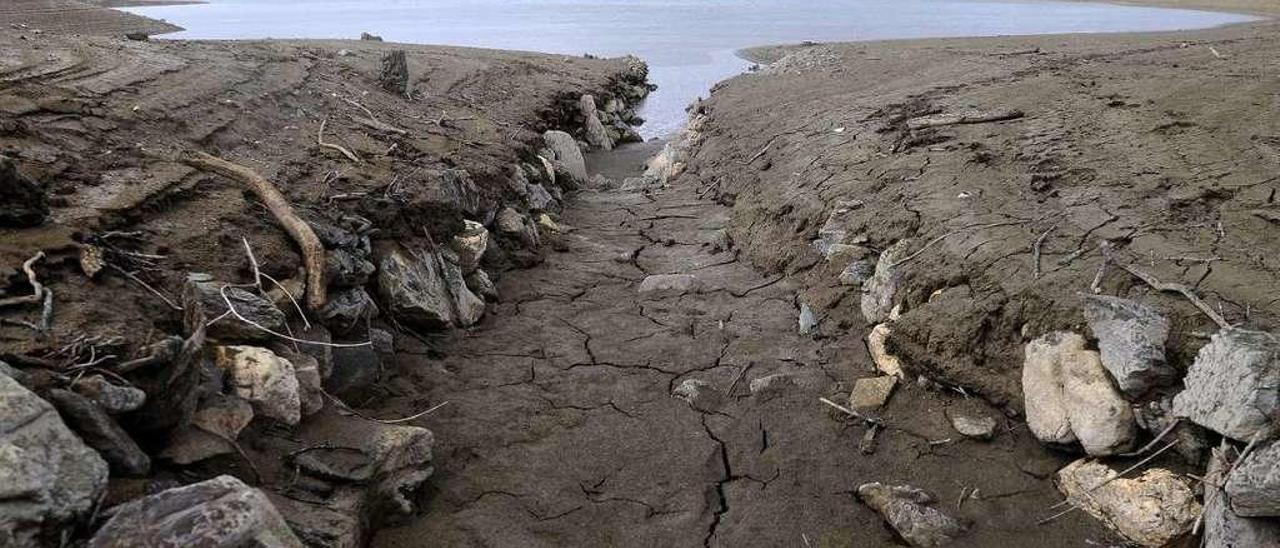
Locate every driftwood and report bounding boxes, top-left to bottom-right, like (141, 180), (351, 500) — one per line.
(0, 252), (46, 308)
(380, 50), (409, 96)
(343, 97), (408, 135)
(182, 152), (328, 310)
(906, 109), (1025, 130)
(317, 117), (362, 163)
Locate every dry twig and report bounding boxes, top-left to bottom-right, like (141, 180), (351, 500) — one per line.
(0, 252), (46, 308)
(1032, 224), (1057, 279)
(1101, 243), (1232, 329)
(316, 117), (362, 163)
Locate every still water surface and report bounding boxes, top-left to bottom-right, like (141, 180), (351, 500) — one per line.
(126, 0), (1254, 137)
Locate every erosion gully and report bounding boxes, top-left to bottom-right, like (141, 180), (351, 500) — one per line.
(368, 142), (1107, 547)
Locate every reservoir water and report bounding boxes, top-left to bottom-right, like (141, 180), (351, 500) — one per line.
(126, 0), (1255, 137)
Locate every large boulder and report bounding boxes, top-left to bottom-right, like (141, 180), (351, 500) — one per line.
(0, 157), (47, 228)
(543, 130), (588, 183)
(856, 483), (964, 547)
(1174, 329), (1280, 441)
(214, 346), (301, 425)
(578, 94), (614, 151)
(1056, 459), (1200, 547)
(88, 475), (303, 548)
(0, 373), (108, 546)
(1080, 294), (1174, 397)
(1205, 445), (1280, 546)
(47, 389), (150, 476)
(1224, 439), (1280, 516)
(1023, 332), (1137, 455)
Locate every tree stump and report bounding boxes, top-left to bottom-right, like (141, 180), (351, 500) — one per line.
(380, 51), (409, 96)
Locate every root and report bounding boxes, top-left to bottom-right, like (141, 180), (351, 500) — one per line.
(183, 151), (328, 310)
(323, 390), (450, 424)
(1100, 242), (1232, 330)
(317, 117), (362, 163)
(906, 109), (1024, 130)
(1032, 224), (1057, 279)
(0, 252), (46, 308)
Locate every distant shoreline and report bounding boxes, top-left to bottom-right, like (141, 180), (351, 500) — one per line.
(97, 0), (204, 7)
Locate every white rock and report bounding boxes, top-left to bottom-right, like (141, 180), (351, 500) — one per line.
(1056, 459), (1200, 547)
(215, 346), (301, 425)
(450, 220), (488, 274)
(868, 323), (905, 378)
(1023, 332), (1136, 455)
(861, 241), (909, 323)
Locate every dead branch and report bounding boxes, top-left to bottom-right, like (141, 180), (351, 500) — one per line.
(342, 98), (408, 135)
(183, 152), (327, 310)
(0, 252), (46, 308)
(906, 109), (1024, 130)
(316, 117), (362, 163)
(888, 221), (1026, 269)
(1101, 244), (1232, 330)
(819, 397), (882, 427)
(1032, 224), (1057, 279)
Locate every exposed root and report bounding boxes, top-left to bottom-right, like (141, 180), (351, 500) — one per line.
(183, 151), (328, 310)
(1101, 242), (1232, 330)
(317, 116), (363, 163)
(0, 252), (46, 308)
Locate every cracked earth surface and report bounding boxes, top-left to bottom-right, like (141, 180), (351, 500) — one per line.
(369, 151), (1116, 547)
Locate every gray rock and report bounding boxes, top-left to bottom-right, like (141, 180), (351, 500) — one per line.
(949, 413), (998, 440)
(1023, 332), (1137, 455)
(579, 94), (614, 150)
(71, 375), (146, 414)
(816, 199), (865, 251)
(1135, 397), (1212, 466)
(325, 248), (376, 288)
(0, 373), (108, 547)
(438, 249), (485, 327)
(1081, 294), (1174, 397)
(161, 394), (254, 465)
(798, 302), (818, 335)
(1174, 329), (1280, 442)
(861, 241), (909, 323)
(279, 349), (324, 417)
(369, 328), (395, 355)
(1056, 459), (1200, 547)
(269, 492), (364, 548)
(292, 423), (434, 484)
(1205, 445), (1280, 547)
(0, 157), (47, 228)
(0, 361), (26, 384)
(187, 274), (287, 342)
(88, 475), (303, 548)
(856, 483), (964, 547)
(450, 220), (489, 274)
(638, 274), (705, 295)
(377, 246), (454, 329)
(543, 130), (588, 182)
(466, 268), (499, 301)
(526, 183), (557, 211)
(839, 259), (875, 287)
(321, 286), (381, 333)
(494, 207), (540, 248)
(1225, 440), (1280, 516)
(672, 379), (724, 413)
(326, 344), (381, 397)
(47, 389), (150, 476)
(214, 345), (301, 425)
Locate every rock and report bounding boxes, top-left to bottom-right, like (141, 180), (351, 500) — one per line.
(325, 248), (376, 288)
(88, 475), (303, 548)
(1134, 397), (1212, 466)
(269, 492), (365, 548)
(377, 246), (454, 329)
(749, 374), (794, 401)
(1023, 332), (1137, 455)
(494, 207), (539, 248)
(535, 213), (561, 234)
(543, 130), (588, 182)
(856, 483), (964, 547)
(861, 241), (908, 323)
(578, 94), (614, 150)
(638, 274), (705, 295)
(47, 390), (150, 476)
(280, 349), (324, 416)
(161, 394), (254, 465)
(1056, 459), (1200, 547)
(326, 344), (381, 397)
(0, 157), (47, 228)
(359, 32), (383, 41)
(672, 379), (724, 413)
(214, 346), (301, 425)
(949, 412), (997, 440)
(839, 259), (875, 287)
(1205, 445), (1280, 547)
(369, 328), (395, 355)
(450, 220), (489, 273)
(321, 287), (381, 333)
(526, 183), (557, 211)
(124, 32), (149, 41)
(0, 372), (108, 546)
(868, 323), (905, 378)
(71, 375), (146, 414)
(0, 361), (26, 385)
(1080, 294), (1174, 397)
(295, 323), (333, 380)
(438, 249), (485, 327)
(466, 269), (499, 301)
(1173, 329), (1280, 442)
(849, 376), (897, 410)
(292, 423), (434, 484)
(1225, 440), (1280, 516)
(188, 273), (287, 342)
(798, 302), (818, 335)
(815, 199), (865, 251)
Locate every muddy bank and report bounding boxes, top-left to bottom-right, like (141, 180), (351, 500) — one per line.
(0, 23), (651, 545)
(678, 17), (1280, 544)
(0, 0), (182, 36)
